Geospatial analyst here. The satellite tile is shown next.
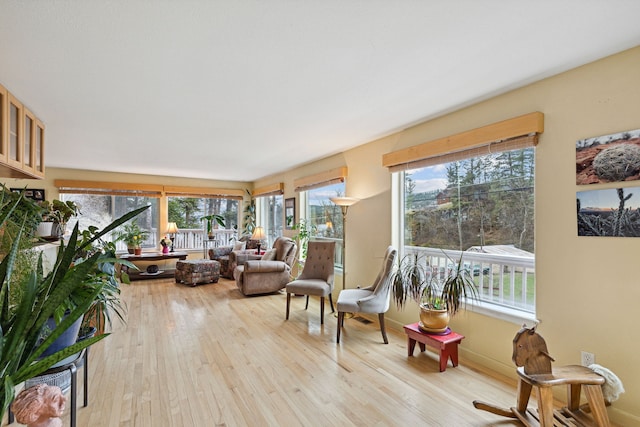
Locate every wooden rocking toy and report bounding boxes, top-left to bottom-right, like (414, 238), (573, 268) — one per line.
(473, 325), (612, 427)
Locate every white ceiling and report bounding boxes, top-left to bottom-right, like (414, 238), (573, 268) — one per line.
(1, 1), (640, 182)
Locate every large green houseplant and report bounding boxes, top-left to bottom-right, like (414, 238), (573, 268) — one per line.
(390, 250), (479, 333)
(242, 189), (256, 235)
(0, 194), (148, 420)
(201, 214), (226, 239)
(73, 223), (140, 334)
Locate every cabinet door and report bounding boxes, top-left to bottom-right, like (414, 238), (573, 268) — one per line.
(0, 84), (6, 162)
(7, 93), (23, 169)
(34, 119), (45, 177)
(23, 108), (36, 174)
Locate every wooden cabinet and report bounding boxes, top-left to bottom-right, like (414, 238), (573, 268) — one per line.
(0, 82), (45, 179)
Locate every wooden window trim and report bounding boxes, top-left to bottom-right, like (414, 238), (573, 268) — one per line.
(382, 112), (544, 171)
(253, 183), (284, 197)
(294, 167), (347, 192)
(163, 185), (244, 199)
(55, 179), (163, 197)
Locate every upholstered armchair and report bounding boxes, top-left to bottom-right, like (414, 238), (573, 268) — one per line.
(208, 236), (261, 279)
(285, 241), (336, 324)
(336, 246), (397, 344)
(233, 237), (297, 296)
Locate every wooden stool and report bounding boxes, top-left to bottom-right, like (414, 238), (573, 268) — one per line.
(403, 322), (464, 372)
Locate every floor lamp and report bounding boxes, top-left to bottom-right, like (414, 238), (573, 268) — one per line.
(329, 197), (359, 290)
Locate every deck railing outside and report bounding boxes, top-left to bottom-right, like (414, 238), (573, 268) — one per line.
(115, 229), (237, 252)
(405, 246), (535, 313)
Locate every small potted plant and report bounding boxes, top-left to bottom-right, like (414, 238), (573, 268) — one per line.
(390, 251), (479, 333)
(160, 236), (172, 253)
(38, 199), (80, 238)
(115, 219), (149, 254)
(201, 214), (225, 239)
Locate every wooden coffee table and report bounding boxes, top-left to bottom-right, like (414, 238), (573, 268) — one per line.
(119, 251), (188, 280)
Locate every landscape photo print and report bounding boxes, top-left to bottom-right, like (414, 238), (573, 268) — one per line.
(577, 186), (640, 237)
(576, 127), (640, 185)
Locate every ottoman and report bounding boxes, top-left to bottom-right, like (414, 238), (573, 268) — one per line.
(175, 259), (220, 286)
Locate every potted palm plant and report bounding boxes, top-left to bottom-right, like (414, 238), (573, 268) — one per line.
(201, 214), (226, 239)
(390, 250), (479, 333)
(73, 223), (138, 335)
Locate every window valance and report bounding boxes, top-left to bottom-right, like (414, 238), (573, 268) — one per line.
(55, 180), (163, 197)
(382, 112), (544, 172)
(163, 186), (244, 199)
(55, 180), (245, 199)
(253, 183), (284, 197)
(294, 167), (347, 192)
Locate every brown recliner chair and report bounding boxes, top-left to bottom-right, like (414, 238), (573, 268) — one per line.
(233, 237), (297, 296)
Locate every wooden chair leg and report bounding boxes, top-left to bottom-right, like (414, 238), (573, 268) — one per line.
(378, 313), (388, 344)
(337, 312), (343, 343)
(515, 378), (533, 413)
(328, 294), (335, 313)
(583, 384), (611, 427)
(535, 386), (554, 427)
(567, 384), (581, 411)
(286, 293), (291, 319)
(305, 295), (309, 310)
(320, 297), (325, 324)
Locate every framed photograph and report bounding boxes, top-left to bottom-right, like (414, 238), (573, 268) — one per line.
(285, 197), (295, 230)
(10, 188), (45, 202)
(577, 186), (640, 237)
(576, 127), (640, 185)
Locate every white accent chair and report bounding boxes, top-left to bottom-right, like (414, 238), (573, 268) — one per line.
(336, 246), (397, 344)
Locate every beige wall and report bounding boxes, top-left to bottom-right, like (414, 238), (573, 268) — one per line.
(4, 46), (639, 424)
(257, 47), (640, 425)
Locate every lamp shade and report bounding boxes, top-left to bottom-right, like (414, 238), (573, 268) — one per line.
(330, 196), (359, 207)
(166, 222), (179, 234)
(252, 226), (266, 241)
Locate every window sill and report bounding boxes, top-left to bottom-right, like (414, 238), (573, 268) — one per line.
(468, 300), (538, 326)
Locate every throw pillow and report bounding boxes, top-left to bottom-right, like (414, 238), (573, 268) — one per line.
(233, 241), (246, 251)
(261, 249), (277, 261)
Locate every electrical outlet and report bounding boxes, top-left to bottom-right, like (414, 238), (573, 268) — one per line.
(581, 351), (595, 366)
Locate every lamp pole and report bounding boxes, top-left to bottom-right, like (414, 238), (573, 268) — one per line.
(329, 197), (359, 290)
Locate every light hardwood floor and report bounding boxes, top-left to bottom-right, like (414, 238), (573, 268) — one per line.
(20, 277), (528, 426)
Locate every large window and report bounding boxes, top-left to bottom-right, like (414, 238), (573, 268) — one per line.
(302, 181), (345, 266)
(256, 194), (283, 246)
(168, 196), (239, 249)
(60, 193), (159, 250)
(57, 180), (245, 253)
(399, 147), (535, 313)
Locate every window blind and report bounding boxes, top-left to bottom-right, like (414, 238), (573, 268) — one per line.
(55, 180), (163, 197)
(253, 183), (284, 197)
(294, 167), (347, 192)
(383, 112), (544, 172)
(163, 186), (244, 199)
